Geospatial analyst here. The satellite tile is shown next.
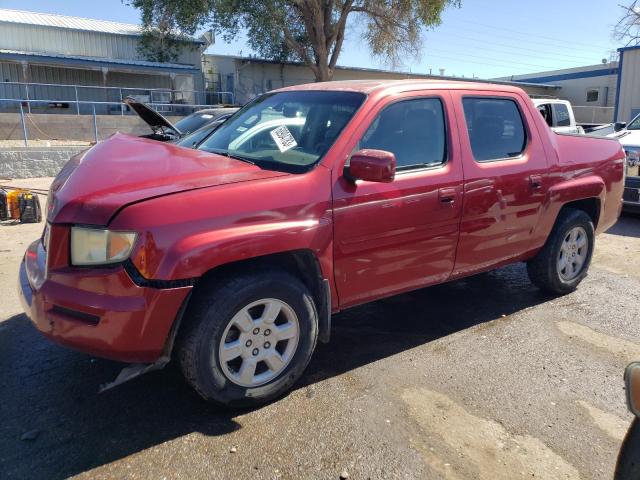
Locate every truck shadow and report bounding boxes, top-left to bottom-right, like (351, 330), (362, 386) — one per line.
(0, 263), (552, 479)
(606, 214), (640, 238)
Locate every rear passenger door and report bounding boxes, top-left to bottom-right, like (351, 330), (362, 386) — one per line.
(332, 92), (463, 308)
(451, 92), (549, 277)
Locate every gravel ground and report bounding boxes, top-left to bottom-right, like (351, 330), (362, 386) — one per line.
(0, 177), (638, 480)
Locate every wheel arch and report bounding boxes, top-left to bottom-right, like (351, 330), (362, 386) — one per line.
(528, 175), (606, 256)
(187, 249), (332, 343)
(557, 197), (601, 229)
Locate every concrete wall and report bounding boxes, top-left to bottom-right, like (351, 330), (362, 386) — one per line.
(0, 113), (184, 142)
(0, 146), (87, 178)
(617, 48), (640, 122)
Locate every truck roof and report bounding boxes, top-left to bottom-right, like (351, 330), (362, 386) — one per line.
(275, 78), (527, 96)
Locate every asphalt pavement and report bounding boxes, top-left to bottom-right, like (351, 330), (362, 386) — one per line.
(0, 178), (638, 479)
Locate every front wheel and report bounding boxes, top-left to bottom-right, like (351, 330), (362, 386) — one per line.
(527, 208), (595, 294)
(177, 271), (318, 407)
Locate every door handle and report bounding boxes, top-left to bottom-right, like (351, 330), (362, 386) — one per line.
(439, 187), (457, 205)
(529, 175), (543, 190)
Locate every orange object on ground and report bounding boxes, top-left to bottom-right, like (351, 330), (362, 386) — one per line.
(6, 189), (23, 220)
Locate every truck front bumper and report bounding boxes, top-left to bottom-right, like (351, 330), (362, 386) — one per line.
(19, 239), (191, 363)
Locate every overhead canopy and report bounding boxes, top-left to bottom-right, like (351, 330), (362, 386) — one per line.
(0, 49), (200, 74)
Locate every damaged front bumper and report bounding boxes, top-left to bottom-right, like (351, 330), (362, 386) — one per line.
(19, 238), (192, 367)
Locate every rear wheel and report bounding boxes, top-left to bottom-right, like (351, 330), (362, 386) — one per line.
(177, 271), (318, 407)
(527, 208), (594, 294)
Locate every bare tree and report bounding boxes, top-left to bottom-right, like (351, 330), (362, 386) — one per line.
(615, 1), (640, 46)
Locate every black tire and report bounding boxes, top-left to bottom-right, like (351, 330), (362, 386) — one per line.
(615, 418), (640, 480)
(526, 208), (594, 294)
(177, 270), (318, 407)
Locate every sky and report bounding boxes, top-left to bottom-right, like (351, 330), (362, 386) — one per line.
(0, 0), (626, 79)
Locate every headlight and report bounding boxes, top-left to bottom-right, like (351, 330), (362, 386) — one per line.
(70, 227), (137, 266)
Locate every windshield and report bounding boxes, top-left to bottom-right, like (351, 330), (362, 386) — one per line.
(173, 121), (222, 148)
(627, 114), (640, 130)
(174, 109), (237, 135)
(197, 91), (366, 172)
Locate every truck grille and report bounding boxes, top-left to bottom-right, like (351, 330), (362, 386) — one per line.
(624, 187), (640, 204)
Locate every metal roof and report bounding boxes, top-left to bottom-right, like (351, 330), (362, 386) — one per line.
(0, 8), (142, 36)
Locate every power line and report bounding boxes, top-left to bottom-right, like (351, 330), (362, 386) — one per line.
(425, 32), (607, 64)
(453, 18), (613, 51)
(422, 47), (592, 71)
(437, 23), (613, 55)
(421, 53), (579, 78)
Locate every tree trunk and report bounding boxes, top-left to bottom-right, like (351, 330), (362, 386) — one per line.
(313, 47), (333, 82)
(315, 61), (332, 82)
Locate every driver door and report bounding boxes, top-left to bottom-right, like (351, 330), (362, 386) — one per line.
(332, 91), (464, 308)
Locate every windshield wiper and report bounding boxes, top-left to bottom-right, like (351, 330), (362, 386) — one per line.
(207, 149), (256, 165)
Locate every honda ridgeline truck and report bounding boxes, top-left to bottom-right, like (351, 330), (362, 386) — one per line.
(19, 80), (625, 406)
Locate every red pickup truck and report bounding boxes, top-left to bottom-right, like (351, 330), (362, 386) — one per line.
(19, 80), (625, 406)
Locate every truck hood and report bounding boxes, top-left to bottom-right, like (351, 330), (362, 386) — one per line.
(47, 133), (288, 225)
(611, 129), (640, 147)
(124, 97), (181, 136)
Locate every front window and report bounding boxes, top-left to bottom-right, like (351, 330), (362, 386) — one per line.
(359, 98), (447, 170)
(627, 114), (640, 130)
(197, 91), (366, 172)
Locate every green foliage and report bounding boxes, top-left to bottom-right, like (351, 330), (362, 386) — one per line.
(137, 30), (197, 63)
(128, 0), (210, 62)
(129, 0), (461, 80)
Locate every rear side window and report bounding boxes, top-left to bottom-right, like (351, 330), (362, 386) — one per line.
(553, 103), (571, 127)
(360, 98), (446, 170)
(463, 98), (527, 162)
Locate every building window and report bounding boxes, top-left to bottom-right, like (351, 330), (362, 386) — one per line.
(586, 89), (599, 103)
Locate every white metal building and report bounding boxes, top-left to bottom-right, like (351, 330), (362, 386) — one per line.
(615, 45), (640, 122)
(495, 63), (619, 124)
(204, 53), (561, 105)
(0, 9), (205, 112)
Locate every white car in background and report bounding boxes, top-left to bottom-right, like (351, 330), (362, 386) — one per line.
(532, 98), (584, 135)
(609, 113), (640, 212)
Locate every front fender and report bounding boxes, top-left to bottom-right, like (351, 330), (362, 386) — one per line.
(154, 216), (333, 280)
(109, 166), (335, 288)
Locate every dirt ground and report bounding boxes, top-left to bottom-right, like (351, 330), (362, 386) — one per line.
(1, 178), (639, 480)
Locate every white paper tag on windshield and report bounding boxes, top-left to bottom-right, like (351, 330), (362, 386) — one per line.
(270, 125), (297, 152)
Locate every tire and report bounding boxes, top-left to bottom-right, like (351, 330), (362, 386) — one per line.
(526, 208), (594, 294)
(615, 418), (640, 480)
(177, 270), (318, 407)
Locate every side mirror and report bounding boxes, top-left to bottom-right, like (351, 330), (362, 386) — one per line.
(615, 122), (627, 132)
(346, 149), (396, 183)
(626, 362), (640, 417)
